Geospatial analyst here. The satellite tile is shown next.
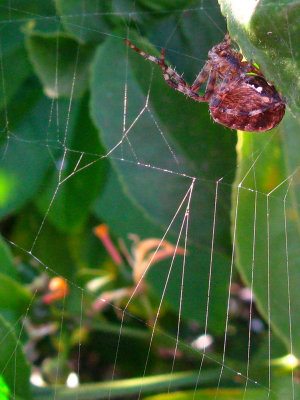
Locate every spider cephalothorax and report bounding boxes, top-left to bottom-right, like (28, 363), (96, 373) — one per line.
(125, 34), (285, 132)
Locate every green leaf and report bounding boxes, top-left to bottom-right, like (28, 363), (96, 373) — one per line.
(90, 29), (236, 253)
(144, 388), (270, 400)
(18, 0), (58, 35)
(137, 0), (197, 12)
(0, 375), (10, 400)
(219, 0), (300, 116)
(37, 95), (107, 233)
(0, 9), (32, 111)
(272, 373), (300, 400)
(26, 32), (95, 98)
(0, 272), (31, 313)
(55, 0), (113, 43)
(0, 236), (18, 280)
(0, 232), (32, 317)
(12, 207), (76, 280)
(0, 314), (32, 399)
(33, 369), (233, 400)
(56, 0), (148, 43)
(5, 0), (55, 18)
(233, 112), (300, 357)
(147, 0), (227, 84)
(0, 0), (57, 111)
(93, 166), (164, 239)
(221, 0), (300, 357)
(147, 242), (234, 332)
(0, 80), (58, 218)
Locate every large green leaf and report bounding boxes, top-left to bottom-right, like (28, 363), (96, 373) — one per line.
(233, 117), (300, 358)
(0, 80), (60, 218)
(93, 166), (164, 239)
(0, 272), (31, 314)
(0, 375), (10, 400)
(90, 29), (236, 253)
(137, 0), (198, 11)
(56, 0), (148, 43)
(144, 388), (270, 400)
(33, 369), (233, 400)
(55, 0), (113, 43)
(0, 236), (18, 280)
(219, 1), (300, 357)
(0, 0), (58, 112)
(13, 0), (57, 36)
(26, 32), (95, 98)
(11, 207), (76, 280)
(0, 314), (32, 399)
(0, 6), (32, 112)
(147, 242), (233, 332)
(147, 0), (227, 84)
(272, 373), (300, 400)
(36, 95), (107, 233)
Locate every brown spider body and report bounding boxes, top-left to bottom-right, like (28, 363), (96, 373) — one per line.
(125, 34), (285, 132)
(208, 74), (286, 132)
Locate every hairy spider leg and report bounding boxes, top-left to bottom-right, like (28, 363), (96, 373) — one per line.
(202, 70), (217, 101)
(190, 62), (211, 92)
(125, 39), (207, 102)
(125, 39), (186, 84)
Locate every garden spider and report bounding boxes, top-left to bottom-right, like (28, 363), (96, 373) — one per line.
(125, 33), (285, 132)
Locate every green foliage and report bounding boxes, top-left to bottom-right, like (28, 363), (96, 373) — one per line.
(220, 0), (300, 353)
(0, 375), (10, 400)
(26, 32), (96, 98)
(0, 0), (298, 399)
(220, 0), (300, 396)
(91, 28), (235, 332)
(144, 388), (269, 400)
(0, 315), (32, 399)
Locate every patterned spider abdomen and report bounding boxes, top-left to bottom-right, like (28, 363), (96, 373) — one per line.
(209, 75), (285, 132)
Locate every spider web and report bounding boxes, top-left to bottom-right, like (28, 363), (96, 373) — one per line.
(0, 1), (298, 400)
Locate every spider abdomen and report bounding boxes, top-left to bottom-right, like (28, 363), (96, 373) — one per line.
(210, 101), (285, 132)
(209, 75), (286, 132)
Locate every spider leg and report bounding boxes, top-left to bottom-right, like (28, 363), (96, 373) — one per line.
(202, 70), (217, 101)
(125, 39), (186, 85)
(190, 62), (211, 92)
(125, 39), (208, 102)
